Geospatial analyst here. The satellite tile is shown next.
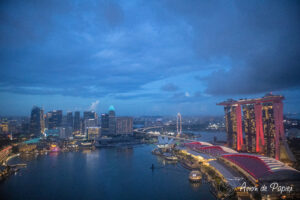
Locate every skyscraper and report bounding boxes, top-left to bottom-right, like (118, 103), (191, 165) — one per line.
(73, 111), (81, 134)
(47, 110), (63, 129)
(101, 113), (109, 135)
(29, 106), (45, 136)
(242, 104), (256, 153)
(83, 111), (98, 134)
(100, 106), (133, 136)
(84, 119), (97, 128)
(262, 102), (276, 158)
(116, 117), (133, 135)
(223, 104), (237, 150)
(66, 112), (73, 128)
(218, 94), (293, 161)
(83, 111), (97, 121)
(108, 105), (116, 135)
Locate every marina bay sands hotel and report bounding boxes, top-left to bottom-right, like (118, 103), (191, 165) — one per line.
(218, 93), (295, 162)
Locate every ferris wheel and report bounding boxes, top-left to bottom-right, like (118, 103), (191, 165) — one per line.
(176, 113), (182, 137)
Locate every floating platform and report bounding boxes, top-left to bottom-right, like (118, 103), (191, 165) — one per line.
(189, 170), (202, 182)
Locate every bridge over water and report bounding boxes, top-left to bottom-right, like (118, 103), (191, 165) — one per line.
(134, 126), (213, 146)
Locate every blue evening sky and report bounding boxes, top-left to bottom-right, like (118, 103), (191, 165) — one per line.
(0, 0), (299, 116)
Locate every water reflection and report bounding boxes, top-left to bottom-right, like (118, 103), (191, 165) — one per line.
(49, 152), (59, 157)
(155, 155), (177, 166)
(82, 149), (92, 154)
(116, 147), (133, 155)
(0, 145), (215, 200)
(190, 182), (202, 190)
(19, 153), (38, 162)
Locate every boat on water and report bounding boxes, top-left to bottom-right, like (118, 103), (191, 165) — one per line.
(80, 141), (93, 148)
(189, 170), (202, 182)
(165, 155), (178, 161)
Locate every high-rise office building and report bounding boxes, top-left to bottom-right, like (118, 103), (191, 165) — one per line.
(47, 110), (63, 129)
(108, 105), (116, 135)
(84, 119), (97, 128)
(73, 111), (81, 133)
(83, 111), (97, 121)
(101, 113), (109, 135)
(66, 112), (73, 128)
(83, 111), (97, 134)
(100, 106), (132, 136)
(116, 117), (133, 135)
(29, 106), (45, 136)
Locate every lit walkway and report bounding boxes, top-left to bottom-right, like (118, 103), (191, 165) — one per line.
(209, 160), (244, 188)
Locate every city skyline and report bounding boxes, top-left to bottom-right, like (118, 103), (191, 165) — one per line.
(1, 1), (300, 116)
(1, 93), (300, 118)
(1, 1), (300, 199)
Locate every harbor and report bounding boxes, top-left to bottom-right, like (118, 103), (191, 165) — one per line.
(2, 128), (299, 199)
(0, 153), (27, 182)
(0, 130), (239, 199)
(151, 142), (237, 199)
(0, 145), (215, 200)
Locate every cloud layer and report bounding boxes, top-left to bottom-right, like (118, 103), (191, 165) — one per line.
(0, 0), (299, 115)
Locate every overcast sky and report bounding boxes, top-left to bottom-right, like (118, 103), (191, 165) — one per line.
(0, 0), (299, 116)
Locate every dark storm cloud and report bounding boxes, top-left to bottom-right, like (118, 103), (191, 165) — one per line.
(0, 0), (72, 46)
(161, 83), (179, 92)
(164, 0), (300, 95)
